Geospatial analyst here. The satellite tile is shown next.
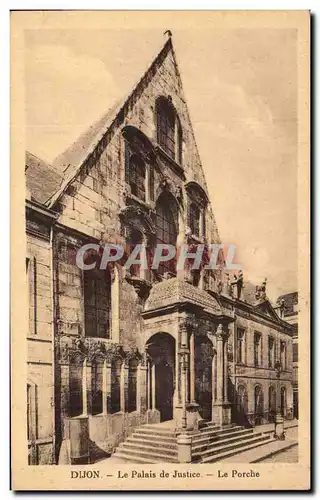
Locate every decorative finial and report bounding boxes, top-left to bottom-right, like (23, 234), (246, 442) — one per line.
(164, 30), (172, 38)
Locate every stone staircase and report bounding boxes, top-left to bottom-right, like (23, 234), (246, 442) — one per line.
(112, 421), (276, 464)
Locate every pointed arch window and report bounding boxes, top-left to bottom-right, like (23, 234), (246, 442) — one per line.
(156, 97), (182, 163)
(127, 228), (144, 278)
(129, 154), (146, 202)
(83, 268), (111, 339)
(186, 182), (208, 240)
(189, 202), (201, 237)
(155, 194), (178, 276)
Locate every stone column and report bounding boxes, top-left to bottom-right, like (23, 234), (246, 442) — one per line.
(60, 362), (70, 424)
(120, 361), (128, 413)
(181, 325), (189, 405)
(190, 332), (195, 403)
(151, 363), (156, 410)
(212, 353), (217, 404)
(216, 331), (224, 403)
(174, 346), (180, 406)
(212, 324), (231, 426)
(82, 357), (88, 416)
(102, 359), (112, 414)
(224, 339), (228, 403)
(137, 361), (147, 414)
(147, 360), (151, 410)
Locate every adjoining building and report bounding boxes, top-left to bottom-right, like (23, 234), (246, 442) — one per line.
(276, 292), (298, 419)
(25, 34), (294, 465)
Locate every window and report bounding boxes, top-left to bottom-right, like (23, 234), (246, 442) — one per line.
(268, 337), (275, 368)
(186, 182), (208, 239)
(293, 342), (298, 362)
(69, 363), (83, 417)
(129, 154), (146, 201)
(254, 332), (262, 367)
(128, 359), (138, 413)
(156, 194), (178, 276)
(236, 328), (246, 364)
(84, 268), (111, 338)
(92, 360), (103, 415)
(156, 97), (182, 163)
(127, 229), (143, 278)
(191, 269), (201, 287)
(110, 359), (122, 414)
(26, 257), (36, 335)
(123, 126), (154, 202)
(280, 341), (287, 370)
(189, 202), (201, 237)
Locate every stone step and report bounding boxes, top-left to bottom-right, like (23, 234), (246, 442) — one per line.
(133, 430), (177, 441)
(118, 441), (178, 457)
(111, 452), (154, 464)
(201, 436), (276, 463)
(113, 446), (178, 463)
(200, 434), (271, 462)
(135, 427), (176, 438)
(127, 436), (178, 450)
(192, 428), (254, 452)
(193, 425), (247, 441)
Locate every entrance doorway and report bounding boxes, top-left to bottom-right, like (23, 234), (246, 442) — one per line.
(254, 385), (264, 425)
(146, 333), (175, 422)
(268, 386), (276, 422)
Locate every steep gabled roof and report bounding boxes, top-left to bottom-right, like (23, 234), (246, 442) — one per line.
(47, 36), (176, 208)
(25, 151), (64, 204)
(52, 99), (123, 176)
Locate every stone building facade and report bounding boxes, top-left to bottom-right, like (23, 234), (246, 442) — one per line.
(25, 35), (294, 465)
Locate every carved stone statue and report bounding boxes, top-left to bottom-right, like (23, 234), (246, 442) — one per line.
(279, 298), (286, 318)
(255, 277), (267, 301)
(226, 274), (233, 298)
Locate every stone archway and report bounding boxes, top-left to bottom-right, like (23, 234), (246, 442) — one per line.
(146, 332), (176, 422)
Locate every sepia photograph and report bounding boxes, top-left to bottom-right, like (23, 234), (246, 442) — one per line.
(11, 10), (310, 490)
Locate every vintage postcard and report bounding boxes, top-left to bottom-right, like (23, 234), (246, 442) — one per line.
(11, 10), (310, 491)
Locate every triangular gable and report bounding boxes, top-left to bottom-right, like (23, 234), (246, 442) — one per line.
(253, 300), (283, 323)
(47, 36), (180, 208)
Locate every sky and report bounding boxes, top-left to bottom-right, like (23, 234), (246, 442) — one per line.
(25, 28), (297, 302)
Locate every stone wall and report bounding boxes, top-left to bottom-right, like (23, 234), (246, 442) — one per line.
(26, 232), (54, 464)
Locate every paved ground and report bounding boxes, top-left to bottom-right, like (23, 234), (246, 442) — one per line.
(260, 444), (298, 463)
